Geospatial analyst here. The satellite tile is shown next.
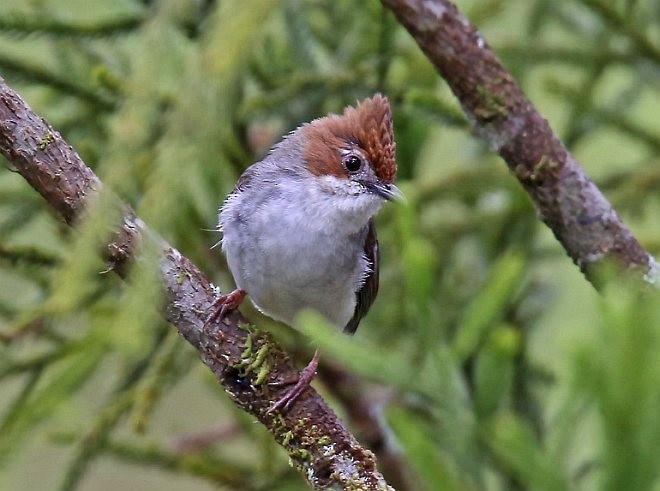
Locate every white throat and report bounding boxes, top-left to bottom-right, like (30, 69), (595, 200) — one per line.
(287, 174), (384, 236)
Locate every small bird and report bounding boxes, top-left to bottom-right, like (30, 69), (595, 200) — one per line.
(213, 94), (402, 412)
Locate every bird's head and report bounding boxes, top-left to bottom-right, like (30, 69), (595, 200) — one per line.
(297, 94), (403, 205)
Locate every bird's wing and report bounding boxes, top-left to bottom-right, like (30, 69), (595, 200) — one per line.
(344, 219), (380, 334)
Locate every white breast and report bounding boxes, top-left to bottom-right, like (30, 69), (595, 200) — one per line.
(219, 174), (381, 329)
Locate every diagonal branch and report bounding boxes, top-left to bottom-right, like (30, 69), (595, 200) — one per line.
(381, 0), (656, 285)
(0, 76), (392, 491)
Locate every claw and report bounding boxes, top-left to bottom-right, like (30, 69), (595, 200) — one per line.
(266, 350), (320, 414)
(206, 289), (246, 325)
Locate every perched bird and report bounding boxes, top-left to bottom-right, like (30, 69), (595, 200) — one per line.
(212, 94), (402, 411)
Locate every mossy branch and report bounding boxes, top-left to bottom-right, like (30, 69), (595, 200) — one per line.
(381, 0), (656, 285)
(0, 76), (392, 490)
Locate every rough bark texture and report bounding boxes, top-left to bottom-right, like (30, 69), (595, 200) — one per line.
(0, 76), (392, 491)
(381, 0), (656, 283)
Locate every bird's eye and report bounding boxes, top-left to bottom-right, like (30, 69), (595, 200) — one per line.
(343, 155), (362, 172)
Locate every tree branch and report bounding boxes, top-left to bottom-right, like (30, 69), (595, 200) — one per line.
(381, 0), (656, 284)
(0, 76), (392, 491)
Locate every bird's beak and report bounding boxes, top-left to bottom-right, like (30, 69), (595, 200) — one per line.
(363, 181), (405, 202)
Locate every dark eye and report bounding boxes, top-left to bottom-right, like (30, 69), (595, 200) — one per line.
(344, 155), (362, 172)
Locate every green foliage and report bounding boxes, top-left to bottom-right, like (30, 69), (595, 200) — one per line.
(0, 330), (106, 464)
(0, 0), (659, 490)
(485, 411), (568, 490)
(453, 250), (526, 362)
(571, 283), (660, 490)
(388, 407), (468, 491)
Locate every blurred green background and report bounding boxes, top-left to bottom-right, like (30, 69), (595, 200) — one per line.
(1, 0), (659, 490)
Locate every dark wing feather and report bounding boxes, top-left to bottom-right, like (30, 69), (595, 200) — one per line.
(344, 219), (380, 334)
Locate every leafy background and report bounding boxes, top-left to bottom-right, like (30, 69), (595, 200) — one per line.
(1, 0), (659, 490)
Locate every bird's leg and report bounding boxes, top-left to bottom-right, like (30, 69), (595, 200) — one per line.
(206, 289), (246, 325)
(266, 350), (320, 414)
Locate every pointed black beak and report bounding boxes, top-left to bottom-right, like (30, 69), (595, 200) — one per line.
(362, 181), (405, 202)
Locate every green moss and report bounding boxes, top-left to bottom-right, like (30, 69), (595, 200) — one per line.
(254, 361), (270, 385)
(317, 435), (331, 445)
(38, 132), (54, 150)
(516, 155), (560, 183)
(233, 333), (274, 386)
(240, 332), (254, 359)
(290, 448), (310, 461)
(532, 155), (560, 177)
(474, 84), (509, 119)
(252, 343), (269, 369)
(281, 430), (294, 446)
(175, 272), (185, 285)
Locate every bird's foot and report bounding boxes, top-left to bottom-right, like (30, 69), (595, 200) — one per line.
(266, 350), (320, 414)
(206, 289), (246, 325)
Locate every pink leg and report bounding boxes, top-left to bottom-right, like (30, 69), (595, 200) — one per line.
(206, 289), (246, 325)
(267, 350), (320, 414)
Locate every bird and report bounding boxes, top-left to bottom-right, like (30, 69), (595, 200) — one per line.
(211, 94), (402, 412)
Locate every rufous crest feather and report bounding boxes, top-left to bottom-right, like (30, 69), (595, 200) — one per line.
(301, 94), (397, 183)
